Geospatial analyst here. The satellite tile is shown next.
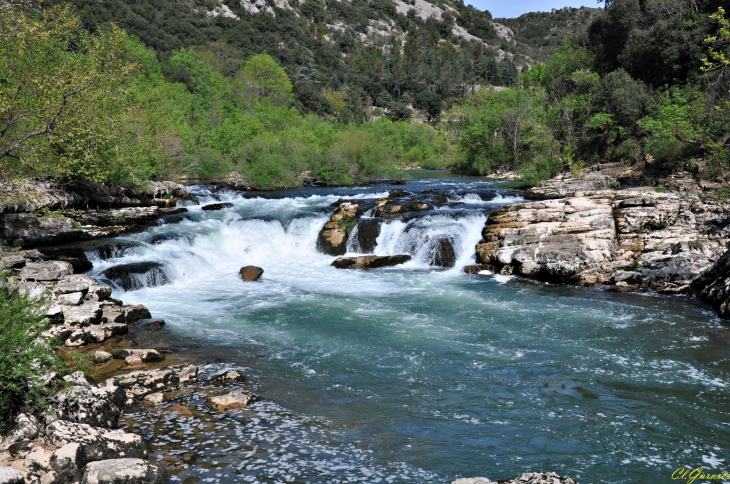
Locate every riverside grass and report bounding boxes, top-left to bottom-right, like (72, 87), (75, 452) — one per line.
(0, 288), (66, 432)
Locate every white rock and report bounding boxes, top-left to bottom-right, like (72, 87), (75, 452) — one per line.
(50, 443), (82, 484)
(143, 393), (164, 405)
(0, 414), (40, 450)
(45, 421), (146, 462)
(0, 467), (25, 484)
(208, 390), (255, 411)
(24, 450), (51, 472)
(81, 458), (168, 484)
(57, 292), (84, 306)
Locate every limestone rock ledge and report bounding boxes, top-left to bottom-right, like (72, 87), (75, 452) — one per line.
(474, 188), (730, 293)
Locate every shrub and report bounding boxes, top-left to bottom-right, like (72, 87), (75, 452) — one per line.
(0, 289), (66, 432)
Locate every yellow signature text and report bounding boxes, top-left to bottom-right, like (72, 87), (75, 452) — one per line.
(672, 467), (730, 483)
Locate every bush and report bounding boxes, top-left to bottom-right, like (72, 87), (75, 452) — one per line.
(0, 289), (66, 432)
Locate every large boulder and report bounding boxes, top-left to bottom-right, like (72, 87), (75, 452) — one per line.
(63, 304), (103, 327)
(429, 237), (456, 268)
(1, 414), (40, 450)
(101, 263), (168, 291)
(81, 458), (168, 484)
(36, 247), (93, 274)
(49, 385), (125, 428)
(20, 261), (74, 282)
(691, 248), (730, 319)
(109, 365), (197, 400)
(356, 219), (381, 254)
(239, 266), (263, 282)
(317, 203), (362, 256)
(209, 369), (245, 384)
(475, 196), (617, 284)
(24, 449), (52, 472)
(45, 421), (146, 462)
(64, 323), (128, 347)
(121, 305), (152, 323)
(50, 443), (83, 484)
(332, 255), (411, 270)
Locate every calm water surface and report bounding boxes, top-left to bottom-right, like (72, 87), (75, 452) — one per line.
(88, 175), (730, 483)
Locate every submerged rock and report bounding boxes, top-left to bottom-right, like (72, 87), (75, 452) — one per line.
(452, 473), (575, 484)
(209, 369), (245, 384)
(145, 320), (166, 330)
(332, 255), (411, 270)
(201, 203), (233, 211)
(112, 349), (164, 363)
(101, 262), (168, 291)
(239, 266), (264, 282)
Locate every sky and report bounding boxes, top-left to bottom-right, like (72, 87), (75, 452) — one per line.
(467, 0), (599, 18)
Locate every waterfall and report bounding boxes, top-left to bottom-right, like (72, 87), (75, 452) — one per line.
(87, 185), (510, 292)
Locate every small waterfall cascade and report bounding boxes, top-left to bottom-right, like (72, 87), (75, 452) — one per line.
(88, 186), (518, 291)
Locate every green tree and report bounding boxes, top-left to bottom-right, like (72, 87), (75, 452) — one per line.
(414, 91), (442, 122)
(0, 0), (137, 181)
(387, 102), (413, 121)
(237, 54), (294, 107)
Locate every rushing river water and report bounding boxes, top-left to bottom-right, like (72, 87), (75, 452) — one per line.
(87, 174), (730, 484)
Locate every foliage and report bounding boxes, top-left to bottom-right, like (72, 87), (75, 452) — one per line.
(448, 87), (560, 181)
(414, 92), (443, 122)
(0, 289), (66, 432)
(0, 0), (138, 181)
(702, 7), (730, 71)
(48, 0), (560, 117)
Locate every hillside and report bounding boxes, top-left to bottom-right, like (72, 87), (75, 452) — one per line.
(47, 0), (593, 114)
(497, 6), (603, 62)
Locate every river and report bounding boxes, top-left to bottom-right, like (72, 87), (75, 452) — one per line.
(86, 174), (730, 483)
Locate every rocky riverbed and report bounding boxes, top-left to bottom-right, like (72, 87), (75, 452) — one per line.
(2, 170), (729, 483)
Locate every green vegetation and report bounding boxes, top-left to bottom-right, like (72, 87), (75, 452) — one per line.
(4, 0), (730, 189)
(51, 0), (525, 114)
(0, 289), (66, 432)
(449, 0), (730, 184)
(0, 1), (136, 181)
(497, 7), (603, 63)
(1, 0), (453, 188)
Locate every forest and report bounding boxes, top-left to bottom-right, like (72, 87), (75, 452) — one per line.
(2, 0), (730, 189)
(450, 0), (730, 186)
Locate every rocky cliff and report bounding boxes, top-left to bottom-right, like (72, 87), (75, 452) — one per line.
(0, 179), (191, 248)
(471, 169), (730, 318)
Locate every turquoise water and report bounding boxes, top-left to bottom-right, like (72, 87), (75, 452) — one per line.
(91, 177), (730, 483)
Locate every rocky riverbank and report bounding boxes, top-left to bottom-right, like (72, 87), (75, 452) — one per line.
(467, 166), (730, 319)
(0, 245), (260, 484)
(0, 179), (192, 248)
